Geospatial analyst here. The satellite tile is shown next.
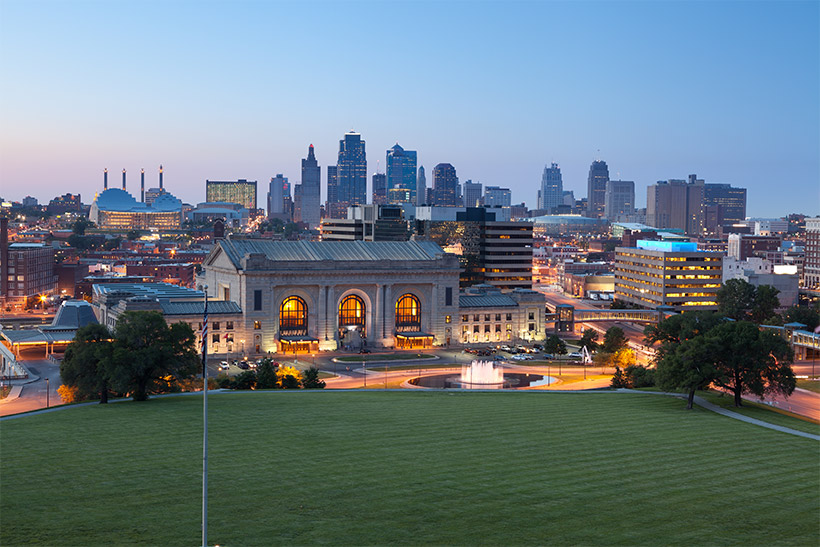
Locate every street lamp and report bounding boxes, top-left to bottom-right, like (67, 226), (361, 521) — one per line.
(46, 377), (49, 408)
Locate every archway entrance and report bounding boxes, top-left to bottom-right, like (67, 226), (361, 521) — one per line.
(339, 294), (366, 349)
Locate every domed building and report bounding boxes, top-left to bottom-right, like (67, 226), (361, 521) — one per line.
(89, 187), (182, 230)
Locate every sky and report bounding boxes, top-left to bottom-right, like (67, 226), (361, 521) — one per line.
(0, 0), (818, 218)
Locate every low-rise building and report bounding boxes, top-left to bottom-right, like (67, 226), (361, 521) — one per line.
(457, 285), (546, 345)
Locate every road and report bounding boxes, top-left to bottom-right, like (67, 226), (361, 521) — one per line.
(0, 358), (62, 417)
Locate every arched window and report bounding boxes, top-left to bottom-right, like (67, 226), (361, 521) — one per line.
(280, 296), (307, 335)
(339, 295), (366, 329)
(395, 294), (421, 331)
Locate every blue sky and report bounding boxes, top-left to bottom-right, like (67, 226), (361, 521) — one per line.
(1, 0), (818, 217)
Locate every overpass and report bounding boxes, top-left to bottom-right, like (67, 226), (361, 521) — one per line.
(544, 303), (676, 333)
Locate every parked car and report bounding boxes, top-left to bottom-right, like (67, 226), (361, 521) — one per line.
(218, 361), (230, 371)
(359, 348), (371, 354)
(568, 352), (582, 359)
(237, 361), (250, 370)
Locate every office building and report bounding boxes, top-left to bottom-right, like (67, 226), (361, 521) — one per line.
(586, 160), (610, 218)
(538, 163), (563, 213)
(703, 183), (747, 225)
(433, 163), (458, 206)
(727, 234), (781, 261)
(336, 131), (367, 208)
(416, 166), (427, 206)
(604, 180), (635, 220)
(484, 186), (512, 207)
(614, 240), (723, 311)
(0, 218), (58, 309)
(268, 174), (287, 216)
(300, 144), (322, 229)
(804, 217), (820, 289)
(463, 180), (483, 208)
(47, 193), (83, 214)
(458, 285), (547, 345)
(386, 143), (418, 203)
(646, 177), (704, 235)
(372, 173), (388, 204)
(206, 179), (257, 210)
(320, 204), (409, 241)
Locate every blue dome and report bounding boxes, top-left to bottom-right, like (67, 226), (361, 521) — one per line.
(152, 192), (183, 212)
(94, 188), (140, 211)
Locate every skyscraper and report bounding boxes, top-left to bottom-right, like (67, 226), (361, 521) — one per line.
(416, 166), (427, 206)
(646, 178), (704, 235)
(604, 180), (635, 220)
(433, 163), (458, 206)
(386, 143), (417, 203)
(326, 165), (345, 219)
(268, 174), (287, 216)
(336, 131), (367, 207)
(484, 186), (512, 207)
(586, 160), (609, 218)
(538, 163), (563, 212)
(372, 173), (387, 204)
(300, 144), (321, 228)
(463, 180), (483, 208)
(703, 183), (747, 224)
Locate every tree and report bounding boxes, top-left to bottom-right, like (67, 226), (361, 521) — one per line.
(644, 311), (724, 360)
(107, 312), (199, 401)
(717, 279), (756, 320)
(72, 217), (94, 235)
(751, 284), (780, 324)
(277, 365), (302, 389)
(783, 305), (820, 331)
(655, 337), (721, 409)
(543, 335), (567, 357)
(256, 359), (279, 389)
(233, 370), (257, 390)
(60, 323), (113, 403)
(602, 326), (628, 354)
(579, 329), (599, 352)
(301, 367), (326, 389)
(709, 321), (795, 407)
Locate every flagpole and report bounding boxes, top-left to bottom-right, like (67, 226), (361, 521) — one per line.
(202, 285), (209, 547)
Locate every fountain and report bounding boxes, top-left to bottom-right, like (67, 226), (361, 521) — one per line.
(460, 360), (504, 387)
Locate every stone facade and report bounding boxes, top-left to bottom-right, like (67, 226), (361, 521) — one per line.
(199, 239), (461, 352)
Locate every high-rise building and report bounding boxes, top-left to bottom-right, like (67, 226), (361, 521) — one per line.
(268, 174), (287, 216)
(538, 163), (563, 212)
(703, 183), (747, 224)
(336, 131), (367, 208)
(416, 166), (427, 206)
(484, 186), (512, 207)
(646, 178), (704, 235)
(326, 165), (346, 219)
(463, 180), (483, 208)
(805, 217), (820, 289)
(586, 160), (609, 218)
(206, 179), (257, 210)
(300, 144), (321, 229)
(372, 173), (388, 204)
(604, 180), (635, 220)
(386, 143), (417, 203)
(433, 163), (458, 206)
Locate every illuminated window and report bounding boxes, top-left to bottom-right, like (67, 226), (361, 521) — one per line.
(396, 294), (421, 331)
(339, 295), (366, 329)
(445, 315), (452, 324)
(280, 296), (307, 334)
(254, 321), (261, 330)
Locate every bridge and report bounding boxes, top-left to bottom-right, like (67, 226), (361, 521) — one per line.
(544, 303), (676, 333)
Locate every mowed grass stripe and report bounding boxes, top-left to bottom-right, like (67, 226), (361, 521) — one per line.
(1, 391), (817, 546)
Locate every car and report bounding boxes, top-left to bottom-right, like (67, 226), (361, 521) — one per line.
(218, 361), (230, 371)
(237, 361), (250, 370)
(568, 352), (582, 359)
(359, 348), (371, 354)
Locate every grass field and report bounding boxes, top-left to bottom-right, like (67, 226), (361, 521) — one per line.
(797, 379), (820, 394)
(1, 391), (818, 546)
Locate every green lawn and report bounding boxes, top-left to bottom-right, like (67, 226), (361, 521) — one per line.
(1, 392), (818, 546)
(695, 390), (820, 436)
(336, 353), (436, 362)
(797, 379), (820, 394)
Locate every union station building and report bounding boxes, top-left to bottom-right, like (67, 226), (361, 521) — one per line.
(199, 239), (463, 353)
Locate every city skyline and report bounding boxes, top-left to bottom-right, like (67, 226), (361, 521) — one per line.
(0, 1), (818, 217)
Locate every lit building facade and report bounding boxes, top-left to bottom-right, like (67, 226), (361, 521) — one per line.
(336, 132), (367, 208)
(89, 188), (183, 230)
(386, 143), (418, 203)
(805, 217), (820, 289)
(614, 240), (722, 311)
(538, 163), (563, 212)
(200, 239), (460, 352)
(586, 160), (610, 218)
(205, 179), (257, 210)
(433, 163), (458, 206)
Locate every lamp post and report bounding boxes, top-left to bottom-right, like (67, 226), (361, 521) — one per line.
(45, 377), (49, 408)
(201, 285), (209, 547)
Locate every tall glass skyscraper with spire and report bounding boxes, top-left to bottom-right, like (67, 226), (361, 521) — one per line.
(385, 143), (417, 204)
(538, 162), (563, 213)
(336, 131), (367, 208)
